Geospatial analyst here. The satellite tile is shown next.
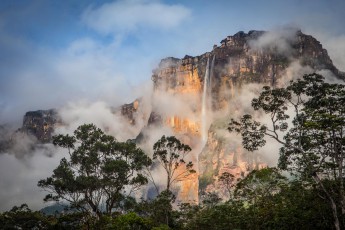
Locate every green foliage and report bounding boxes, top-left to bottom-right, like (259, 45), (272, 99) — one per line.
(38, 124), (152, 218)
(229, 73), (345, 229)
(136, 190), (178, 228)
(183, 169), (335, 230)
(0, 204), (53, 229)
(201, 192), (221, 208)
(229, 114), (267, 151)
(52, 212), (90, 229)
(1, 169), (337, 229)
(218, 171), (237, 199)
(153, 135), (195, 191)
(111, 212), (152, 230)
(235, 167), (287, 204)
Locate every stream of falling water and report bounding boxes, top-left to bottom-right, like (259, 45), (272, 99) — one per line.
(201, 57), (210, 144)
(210, 55), (215, 94)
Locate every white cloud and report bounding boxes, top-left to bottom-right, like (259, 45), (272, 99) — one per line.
(249, 26), (299, 56)
(0, 147), (66, 211)
(82, 0), (191, 35)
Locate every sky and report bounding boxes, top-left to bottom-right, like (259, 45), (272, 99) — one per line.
(1, 0), (345, 126)
(0, 0), (345, 211)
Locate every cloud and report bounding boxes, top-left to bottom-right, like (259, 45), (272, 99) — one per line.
(0, 147), (67, 211)
(321, 35), (345, 72)
(0, 36), (137, 125)
(249, 26), (299, 56)
(82, 0), (191, 35)
(56, 100), (147, 142)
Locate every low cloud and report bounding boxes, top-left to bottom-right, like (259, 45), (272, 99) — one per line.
(0, 147), (67, 211)
(56, 100), (146, 142)
(82, 0), (191, 35)
(249, 26), (299, 56)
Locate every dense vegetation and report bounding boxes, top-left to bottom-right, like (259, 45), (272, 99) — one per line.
(0, 73), (344, 229)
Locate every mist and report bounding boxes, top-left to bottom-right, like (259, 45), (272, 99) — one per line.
(1, 0), (345, 211)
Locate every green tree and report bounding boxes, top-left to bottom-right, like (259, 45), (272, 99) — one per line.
(0, 204), (53, 229)
(218, 172), (236, 200)
(229, 73), (345, 230)
(134, 190), (178, 228)
(235, 167), (287, 204)
(111, 212), (152, 230)
(153, 135), (195, 192)
(38, 124), (152, 218)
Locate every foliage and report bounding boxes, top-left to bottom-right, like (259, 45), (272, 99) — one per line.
(200, 192), (221, 208)
(111, 212), (152, 230)
(218, 171), (237, 199)
(229, 73), (345, 229)
(183, 169), (335, 230)
(153, 135), (195, 191)
(0, 204), (53, 229)
(38, 124), (152, 218)
(0, 168), (337, 229)
(135, 190), (178, 228)
(234, 167), (287, 204)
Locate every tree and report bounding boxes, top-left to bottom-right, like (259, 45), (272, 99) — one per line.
(153, 135), (195, 192)
(38, 124), (152, 218)
(0, 204), (52, 229)
(111, 212), (152, 230)
(229, 73), (345, 230)
(218, 172), (236, 200)
(234, 167), (287, 204)
(135, 190), (178, 228)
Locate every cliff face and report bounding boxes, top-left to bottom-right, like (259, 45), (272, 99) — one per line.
(198, 118), (267, 198)
(150, 29), (342, 139)
(119, 99), (140, 125)
(152, 30), (340, 98)
(20, 109), (59, 143)
(150, 29), (344, 202)
(15, 29), (343, 203)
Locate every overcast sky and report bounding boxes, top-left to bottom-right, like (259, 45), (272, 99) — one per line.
(1, 0), (345, 125)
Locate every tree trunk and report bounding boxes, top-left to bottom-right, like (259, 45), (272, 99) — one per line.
(167, 175), (171, 191)
(313, 174), (341, 230)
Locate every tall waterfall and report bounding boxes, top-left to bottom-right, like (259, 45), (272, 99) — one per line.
(210, 55), (215, 94)
(201, 57), (211, 143)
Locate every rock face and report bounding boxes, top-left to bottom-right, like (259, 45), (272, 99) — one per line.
(152, 30), (342, 106)
(20, 100), (143, 143)
(16, 29), (344, 203)
(150, 29), (344, 202)
(20, 109), (59, 143)
(119, 99), (140, 125)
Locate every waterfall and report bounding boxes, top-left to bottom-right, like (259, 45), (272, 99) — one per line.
(210, 55), (215, 95)
(201, 57), (210, 143)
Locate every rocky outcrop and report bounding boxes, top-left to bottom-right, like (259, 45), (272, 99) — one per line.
(19, 100), (144, 142)
(119, 99), (140, 125)
(20, 109), (59, 143)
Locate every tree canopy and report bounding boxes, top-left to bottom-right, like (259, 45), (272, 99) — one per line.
(38, 124), (152, 218)
(153, 135), (195, 192)
(229, 73), (345, 230)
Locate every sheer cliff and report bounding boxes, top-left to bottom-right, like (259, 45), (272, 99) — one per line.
(11, 29), (344, 202)
(149, 29), (344, 200)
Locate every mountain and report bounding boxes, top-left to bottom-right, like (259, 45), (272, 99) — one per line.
(10, 29), (344, 203)
(145, 29), (344, 201)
